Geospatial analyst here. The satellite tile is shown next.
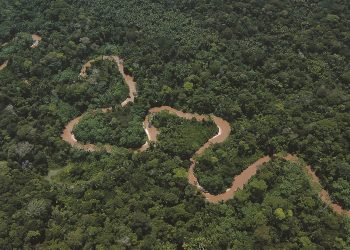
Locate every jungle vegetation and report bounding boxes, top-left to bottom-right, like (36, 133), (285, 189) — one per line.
(0, 0), (350, 249)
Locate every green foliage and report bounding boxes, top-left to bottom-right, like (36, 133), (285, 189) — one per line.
(274, 208), (286, 220)
(195, 147), (263, 194)
(152, 111), (217, 159)
(183, 81), (193, 91)
(326, 14), (340, 23)
(26, 199), (51, 219)
(73, 106), (146, 148)
(1, 0), (350, 248)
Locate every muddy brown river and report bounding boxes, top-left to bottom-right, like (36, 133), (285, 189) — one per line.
(61, 55), (350, 217)
(79, 55), (137, 107)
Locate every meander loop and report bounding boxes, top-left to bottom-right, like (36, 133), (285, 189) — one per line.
(61, 55), (350, 217)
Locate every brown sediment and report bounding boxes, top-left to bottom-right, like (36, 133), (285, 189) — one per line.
(61, 114), (96, 152)
(63, 55), (140, 152)
(79, 55), (137, 107)
(200, 153), (350, 217)
(0, 60), (8, 71)
(193, 156), (271, 203)
(62, 55), (350, 217)
(61, 108), (113, 153)
(304, 164), (350, 217)
(31, 34), (42, 48)
(290, 155), (350, 217)
(141, 106), (231, 153)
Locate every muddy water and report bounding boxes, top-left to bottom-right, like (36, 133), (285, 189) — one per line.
(79, 55), (137, 107)
(142, 106), (233, 194)
(63, 56), (350, 217)
(62, 108), (114, 153)
(63, 55), (140, 152)
(284, 154), (350, 216)
(62, 114), (97, 152)
(194, 156), (272, 203)
(0, 60), (8, 71)
(31, 34), (42, 48)
(204, 153), (350, 217)
(305, 165), (350, 217)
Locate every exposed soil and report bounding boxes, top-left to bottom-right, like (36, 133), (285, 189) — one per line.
(31, 34), (42, 48)
(0, 60), (8, 71)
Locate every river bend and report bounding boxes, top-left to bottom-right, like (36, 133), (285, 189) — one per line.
(61, 55), (350, 217)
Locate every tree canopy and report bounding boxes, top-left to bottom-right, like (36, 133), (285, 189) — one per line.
(0, 0), (350, 248)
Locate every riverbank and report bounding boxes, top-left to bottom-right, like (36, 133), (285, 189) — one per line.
(61, 55), (350, 217)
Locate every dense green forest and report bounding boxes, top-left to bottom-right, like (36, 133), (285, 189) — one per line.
(1, 0), (350, 248)
(152, 111), (218, 159)
(73, 106), (146, 149)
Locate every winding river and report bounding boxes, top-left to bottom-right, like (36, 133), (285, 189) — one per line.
(61, 55), (350, 217)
